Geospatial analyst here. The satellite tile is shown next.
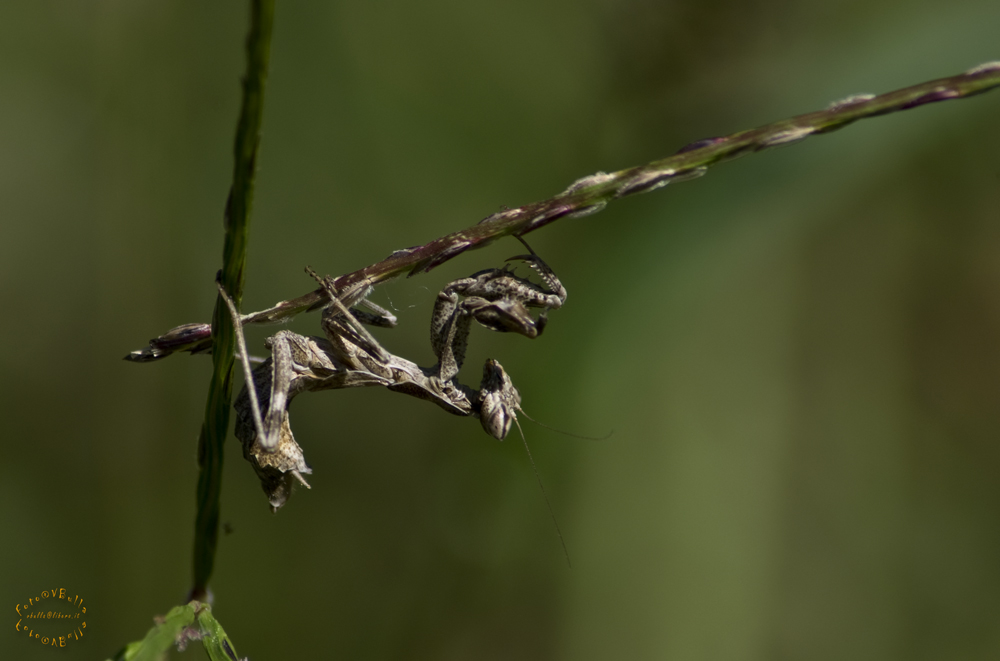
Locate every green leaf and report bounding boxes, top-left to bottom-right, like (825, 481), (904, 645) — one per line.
(105, 602), (241, 661)
(104, 603), (197, 661)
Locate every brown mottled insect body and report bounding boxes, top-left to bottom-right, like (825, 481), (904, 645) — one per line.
(229, 247), (566, 510)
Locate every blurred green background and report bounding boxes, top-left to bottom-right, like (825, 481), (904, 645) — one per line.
(2, 1), (999, 659)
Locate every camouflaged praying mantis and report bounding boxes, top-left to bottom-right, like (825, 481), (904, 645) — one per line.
(227, 240), (567, 511)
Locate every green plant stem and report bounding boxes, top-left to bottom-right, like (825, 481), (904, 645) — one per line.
(190, 0), (274, 602)
(127, 61), (1000, 363)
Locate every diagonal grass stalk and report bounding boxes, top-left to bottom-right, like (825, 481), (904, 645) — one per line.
(126, 61), (1000, 364)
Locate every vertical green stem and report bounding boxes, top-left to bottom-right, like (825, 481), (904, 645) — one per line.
(190, 0), (274, 601)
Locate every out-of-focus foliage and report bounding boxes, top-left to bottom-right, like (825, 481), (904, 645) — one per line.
(1, 1), (998, 660)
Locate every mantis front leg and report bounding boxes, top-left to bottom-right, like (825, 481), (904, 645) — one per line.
(431, 245), (567, 382)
